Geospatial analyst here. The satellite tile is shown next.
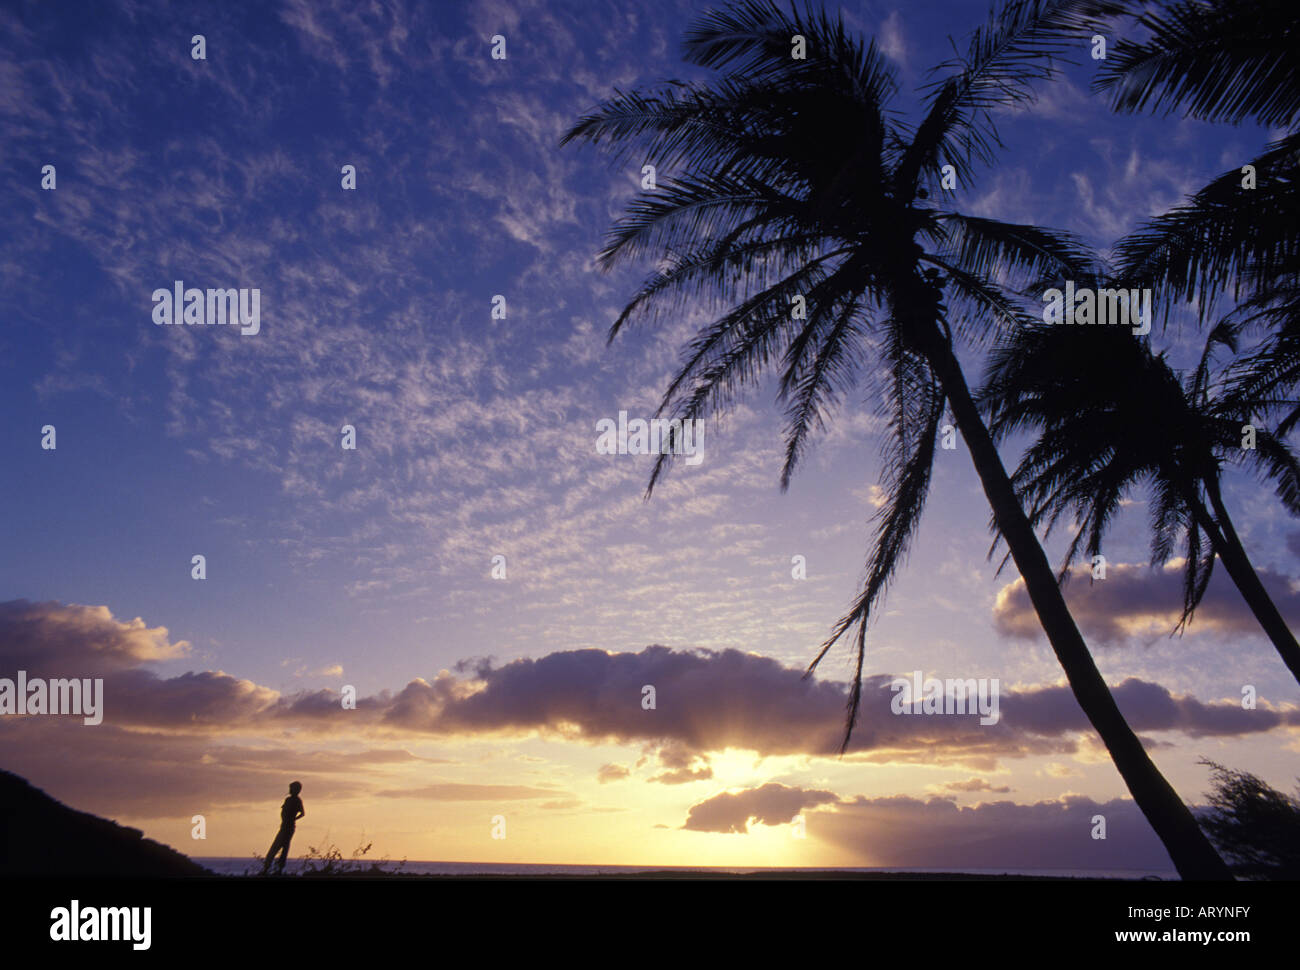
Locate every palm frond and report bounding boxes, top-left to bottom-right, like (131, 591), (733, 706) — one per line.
(805, 356), (945, 752)
(936, 212), (1098, 287)
(899, 0), (1125, 191)
(777, 284), (870, 489)
(1112, 132), (1300, 321)
(1094, 0), (1300, 128)
(640, 251), (856, 495)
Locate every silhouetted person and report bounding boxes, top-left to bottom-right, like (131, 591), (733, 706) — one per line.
(262, 781), (304, 874)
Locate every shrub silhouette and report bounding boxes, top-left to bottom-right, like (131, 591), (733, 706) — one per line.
(242, 838), (405, 877)
(1198, 759), (1300, 879)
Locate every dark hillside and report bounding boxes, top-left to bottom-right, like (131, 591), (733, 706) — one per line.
(0, 769), (209, 876)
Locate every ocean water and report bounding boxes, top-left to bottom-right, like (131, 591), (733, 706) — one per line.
(195, 857), (1174, 879)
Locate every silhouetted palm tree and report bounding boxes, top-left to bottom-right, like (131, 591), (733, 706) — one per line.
(563, 0), (1228, 878)
(1091, 0), (1300, 438)
(1056, 0), (1300, 675)
(979, 316), (1300, 684)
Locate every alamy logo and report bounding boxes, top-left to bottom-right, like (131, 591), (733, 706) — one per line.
(152, 280), (260, 335)
(595, 411), (704, 466)
(50, 901), (150, 950)
(1041, 281), (1151, 336)
(890, 670), (1000, 725)
(0, 671), (103, 725)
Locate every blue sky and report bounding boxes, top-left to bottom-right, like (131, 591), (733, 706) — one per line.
(1, 0), (1297, 870)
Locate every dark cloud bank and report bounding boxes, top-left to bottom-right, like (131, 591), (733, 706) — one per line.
(2, 600), (1296, 850)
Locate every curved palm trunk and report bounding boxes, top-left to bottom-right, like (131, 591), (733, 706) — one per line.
(915, 321), (1232, 880)
(1190, 480), (1300, 687)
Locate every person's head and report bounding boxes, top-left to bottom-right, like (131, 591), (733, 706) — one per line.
(289, 781), (302, 795)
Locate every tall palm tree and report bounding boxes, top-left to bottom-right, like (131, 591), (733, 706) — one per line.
(1089, 0), (1300, 437)
(1069, 0), (1300, 673)
(979, 315), (1300, 685)
(562, 0), (1229, 878)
